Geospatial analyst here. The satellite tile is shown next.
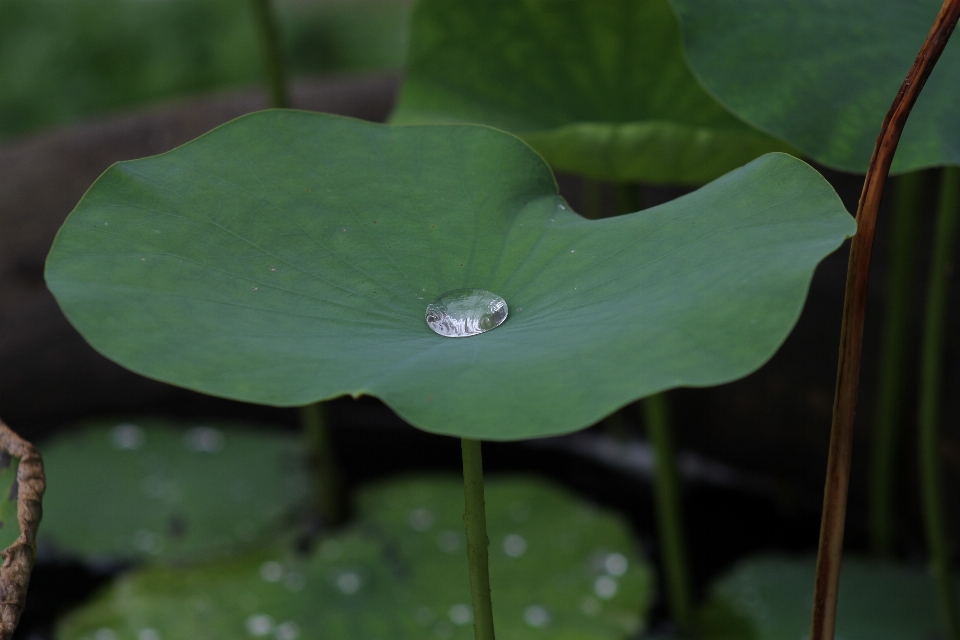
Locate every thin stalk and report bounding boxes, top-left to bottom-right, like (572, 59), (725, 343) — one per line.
(614, 182), (694, 631)
(645, 393), (694, 633)
(918, 166), (960, 640)
(869, 171), (924, 557)
(299, 403), (343, 526)
(461, 438), (495, 640)
(811, 3), (960, 639)
(251, 0), (290, 108)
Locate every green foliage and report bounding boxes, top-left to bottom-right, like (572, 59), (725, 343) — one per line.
(390, 0), (791, 184)
(57, 476), (653, 640)
(0, 453), (21, 551)
(0, 0), (411, 141)
(44, 111), (854, 440)
(700, 555), (960, 640)
(39, 419), (308, 564)
(670, 0), (960, 173)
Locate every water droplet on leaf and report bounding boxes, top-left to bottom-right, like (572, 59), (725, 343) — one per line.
(425, 289), (508, 338)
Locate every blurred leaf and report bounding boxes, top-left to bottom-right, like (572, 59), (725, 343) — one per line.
(0, 0), (411, 141)
(39, 419), (308, 564)
(0, 452), (21, 551)
(700, 555), (960, 640)
(56, 476), (653, 640)
(390, 0), (791, 184)
(45, 112), (854, 440)
(670, 0), (960, 173)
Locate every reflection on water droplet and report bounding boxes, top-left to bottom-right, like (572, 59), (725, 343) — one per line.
(524, 605), (550, 627)
(337, 571), (361, 594)
(448, 604), (472, 625)
(580, 596), (602, 616)
(246, 614), (274, 636)
(409, 507), (434, 531)
(275, 621), (300, 640)
(425, 289), (508, 338)
(436, 530), (462, 553)
(594, 575), (618, 599)
(604, 552), (628, 576)
(503, 534), (527, 558)
(185, 427), (225, 453)
(111, 423), (145, 450)
(260, 561), (283, 582)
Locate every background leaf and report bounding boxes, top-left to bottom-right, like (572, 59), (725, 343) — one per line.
(390, 0), (791, 184)
(700, 555), (960, 640)
(39, 419), (308, 564)
(670, 0), (960, 173)
(0, 452), (20, 551)
(56, 476), (653, 640)
(45, 111), (854, 440)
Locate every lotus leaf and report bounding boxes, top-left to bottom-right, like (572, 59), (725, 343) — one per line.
(45, 111), (854, 440)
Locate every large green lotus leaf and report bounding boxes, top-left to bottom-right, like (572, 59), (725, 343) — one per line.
(670, 0), (960, 174)
(45, 111), (854, 441)
(56, 476), (653, 640)
(39, 419), (309, 564)
(389, 0), (791, 184)
(700, 555), (960, 640)
(0, 452), (21, 551)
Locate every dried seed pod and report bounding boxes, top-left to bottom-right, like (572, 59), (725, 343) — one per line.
(0, 420), (44, 639)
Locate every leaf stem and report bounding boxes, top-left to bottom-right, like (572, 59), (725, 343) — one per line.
(461, 437), (495, 640)
(644, 393), (694, 633)
(918, 166), (960, 640)
(811, 2), (960, 639)
(250, 0), (290, 109)
(299, 403), (343, 526)
(869, 171), (924, 557)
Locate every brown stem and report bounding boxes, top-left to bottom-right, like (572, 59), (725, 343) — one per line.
(0, 420), (44, 640)
(811, 2), (960, 639)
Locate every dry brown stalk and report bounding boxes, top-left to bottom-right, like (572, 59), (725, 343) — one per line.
(811, 1), (960, 639)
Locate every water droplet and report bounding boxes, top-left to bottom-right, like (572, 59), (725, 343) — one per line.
(425, 289), (508, 338)
(523, 605), (550, 627)
(185, 426), (225, 453)
(604, 552), (628, 576)
(594, 575), (618, 599)
(448, 604), (473, 625)
(580, 596), (602, 616)
(336, 571), (361, 594)
(111, 423), (144, 450)
(503, 534), (527, 558)
(139, 629), (161, 640)
(437, 530), (462, 553)
(283, 572), (305, 592)
(260, 561), (284, 582)
(252, 286), (259, 291)
(415, 607), (435, 625)
(246, 614), (275, 636)
(270, 267), (277, 272)
(134, 529), (163, 555)
(409, 507), (434, 531)
(570, 250), (575, 253)
(509, 500), (531, 522)
(275, 621), (300, 640)
(559, 204), (566, 210)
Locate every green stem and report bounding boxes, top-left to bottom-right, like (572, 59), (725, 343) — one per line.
(461, 438), (495, 640)
(918, 166), (960, 640)
(645, 393), (694, 633)
(250, 0), (290, 108)
(299, 403), (343, 526)
(869, 171), (924, 556)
